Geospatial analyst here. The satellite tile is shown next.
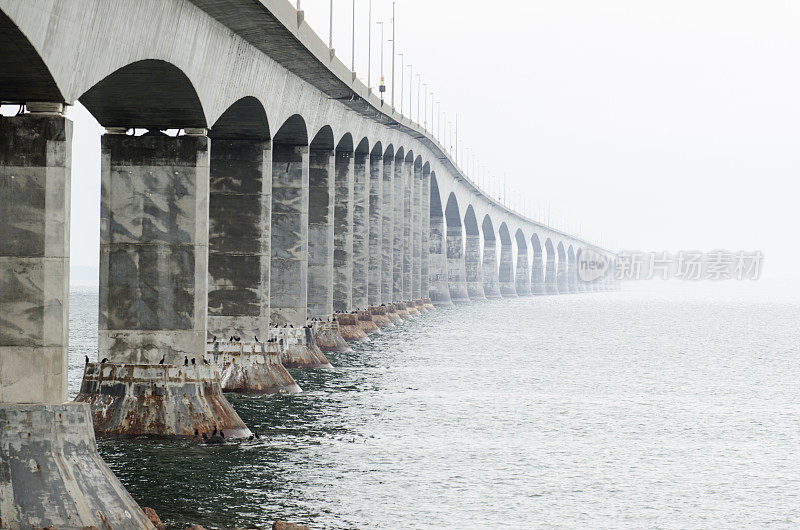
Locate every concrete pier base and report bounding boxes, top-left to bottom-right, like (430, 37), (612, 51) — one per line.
(405, 301), (420, 316)
(272, 328), (331, 368)
(356, 310), (380, 333)
(395, 302), (411, 319)
(312, 321), (350, 352)
(369, 306), (394, 327)
(423, 297), (436, 310)
(385, 304), (402, 323)
(338, 314), (369, 341)
(75, 363), (251, 439)
(209, 342), (301, 394)
(0, 403), (155, 529)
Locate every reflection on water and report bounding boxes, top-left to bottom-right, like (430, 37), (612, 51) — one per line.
(69, 287), (800, 529)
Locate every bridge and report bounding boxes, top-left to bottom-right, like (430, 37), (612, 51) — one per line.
(0, 0), (617, 527)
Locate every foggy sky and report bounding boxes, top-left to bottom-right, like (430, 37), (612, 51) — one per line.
(36, 0), (800, 280)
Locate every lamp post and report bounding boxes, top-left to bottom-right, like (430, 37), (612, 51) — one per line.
(367, 0), (371, 89)
(391, 1), (395, 108)
(351, 0), (355, 73)
(407, 64), (413, 121)
(329, 0), (334, 56)
(423, 82), (427, 131)
(377, 21), (385, 101)
(416, 74), (421, 124)
(398, 53), (404, 116)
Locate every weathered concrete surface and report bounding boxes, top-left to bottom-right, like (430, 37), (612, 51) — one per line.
(381, 154), (395, 304)
(0, 402), (155, 529)
(0, 114), (70, 404)
(531, 252), (546, 295)
(333, 150), (354, 312)
(270, 145), (309, 326)
(367, 152), (383, 306)
(482, 238), (502, 299)
(421, 170), (431, 299)
(312, 320), (350, 352)
(272, 327), (331, 368)
(351, 150), (369, 309)
(545, 250), (558, 295)
(356, 310), (379, 334)
(499, 240), (517, 298)
(465, 232), (485, 300)
(337, 313), (368, 342)
(516, 250), (532, 296)
(369, 305), (393, 327)
(207, 138), (271, 342)
(75, 363), (251, 439)
(209, 341), (301, 394)
(394, 302), (411, 319)
(428, 211), (452, 306)
(412, 161), (422, 300)
(306, 147), (334, 318)
(99, 132), (209, 365)
(446, 224), (471, 304)
(402, 158), (413, 301)
(423, 297), (436, 310)
(557, 251), (568, 294)
(385, 303), (402, 323)
(392, 154), (405, 301)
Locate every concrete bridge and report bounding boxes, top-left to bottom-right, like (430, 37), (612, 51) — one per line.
(0, 0), (617, 527)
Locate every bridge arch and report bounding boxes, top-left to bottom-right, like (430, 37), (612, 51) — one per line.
(557, 241), (567, 294)
(515, 229), (531, 296)
(544, 238), (557, 294)
(530, 234), (545, 295)
(270, 114), (309, 326)
(481, 215), (501, 299)
(0, 10), (63, 103)
(445, 193), (469, 303)
(498, 223), (516, 297)
(207, 96), (272, 341)
(81, 59), (206, 130)
(464, 205), (485, 300)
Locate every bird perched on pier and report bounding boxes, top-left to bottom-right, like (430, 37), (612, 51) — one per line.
(229, 336), (234, 341)
(184, 356), (188, 366)
(159, 355), (165, 365)
(255, 336), (259, 342)
(212, 426), (218, 436)
(201, 432), (208, 441)
(191, 358), (196, 365)
(84, 355), (89, 365)
(220, 430), (225, 439)
(283, 323), (288, 328)
(194, 429), (199, 436)
(100, 358), (108, 364)
(202, 358), (209, 365)
(211, 335), (216, 342)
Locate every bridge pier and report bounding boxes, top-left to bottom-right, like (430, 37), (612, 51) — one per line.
(532, 253), (547, 295)
(545, 253), (558, 295)
(421, 166), (431, 301)
(352, 146), (370, 310)
(402, 156), (414, 302)
(307, 144), (335, 319)
(333, 148), (354, 312)
(428, 207), (453, 306)
(499, 238), (517, 297)
(367, 148), (384, 310)
(207, 136), (272, 343)
(516, 249), (532, 296)
(412, 159), (423, 300)
(446, 224), (471, 304)
(392, 152), (405, 302)
(465, 231), (486, 300)
(1, 112), (153, 527)
(381, 152), (395, 304)
(78, 130), (249, 438)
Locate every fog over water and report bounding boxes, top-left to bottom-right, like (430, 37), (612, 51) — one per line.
(69, 287), (800, 529)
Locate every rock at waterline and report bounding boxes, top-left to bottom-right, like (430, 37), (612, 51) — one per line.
(273, 521), (311, 530)
(143, 507), (166, 530)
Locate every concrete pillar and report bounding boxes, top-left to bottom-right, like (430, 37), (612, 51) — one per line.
(306, 147), (335, 318)
(446, 223), (470, 303)
(1, 114), (154, 527)
(381, 154), (394, 303)
(98, 132), (208, 364)
(428, 210), (452, 306)
(402, 159), (413, 301)
(392, 155), (404, 301)
(270, 144), (309, 326)
(499, 241), (517, 297)
(516, 248), (532, 296)
(367, 151), (383, 306)
(84, 130), (249, 438)
(531, 252), (546, 294)
(412, 161), (423, 300)
(207, 139), (272, 341)
(333, 150), (354, 312)
(557, 254), (568, 294)
(0, 114), (70, 404)
(545, 252), (558, 294)
(482, 238), (502, 299)
(351, 150), (369, 309)
(421, 169), (431, 299)
(465, 231), (485, 300)
(568, 256), (578, 293)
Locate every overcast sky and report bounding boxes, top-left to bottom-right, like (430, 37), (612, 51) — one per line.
(35, 0), (800, 281)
